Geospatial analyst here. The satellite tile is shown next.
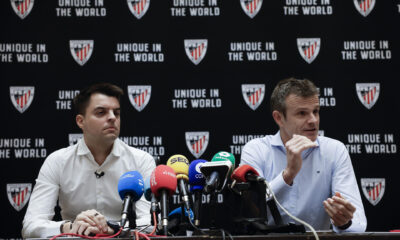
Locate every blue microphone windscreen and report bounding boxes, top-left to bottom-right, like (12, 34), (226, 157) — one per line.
(118, 171), (144, 201)
(188, 159), (207, 191)
(168, 207), (194, 221)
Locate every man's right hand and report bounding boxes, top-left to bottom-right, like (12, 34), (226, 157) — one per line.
(283, 134), (317, 185)
(62, 209), (113, 236)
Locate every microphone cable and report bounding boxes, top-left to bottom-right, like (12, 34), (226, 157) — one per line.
(50, 227), (123, 240)
(264, 180), (319, 240)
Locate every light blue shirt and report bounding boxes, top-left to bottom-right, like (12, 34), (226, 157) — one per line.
(240, 131), (367, 232)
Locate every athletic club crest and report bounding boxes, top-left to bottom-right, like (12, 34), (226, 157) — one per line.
(361, 178), (385, 206)
(241, 84), (265, 111)
(356, 83), (380, 109)
(10, 0), (34, 19)
(7, 183), (32, 211)
(354, 0), (376, 17)
(185, 131), (209, 158)
(10, 86), (35, 113)
(69, 40), (94, 66)
(297, 38), (321, 64)
(68, 133), (83, 146)
(184, 39), (208, 65)
(127, 0), (150, 19)
(127, 85), (151, 112)
(240, 0), (263, 18)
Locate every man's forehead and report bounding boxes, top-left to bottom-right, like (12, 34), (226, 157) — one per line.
(286, 94), (319, 108)
(88, 94), (120, 109)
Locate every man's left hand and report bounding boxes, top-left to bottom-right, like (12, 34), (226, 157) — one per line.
(323, 192), (356, 227)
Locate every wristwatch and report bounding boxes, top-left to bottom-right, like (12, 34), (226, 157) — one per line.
(338, 220), (352, 230)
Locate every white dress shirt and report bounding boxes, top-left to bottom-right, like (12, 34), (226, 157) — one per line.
(240, 131), (367, 232)
(22, 138), (156, 238)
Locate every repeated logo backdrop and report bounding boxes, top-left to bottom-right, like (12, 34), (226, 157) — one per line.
(1, 0), (399, 238)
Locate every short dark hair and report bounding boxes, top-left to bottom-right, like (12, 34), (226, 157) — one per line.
(270, 77), (319, 116)
(73, 83), (124, 115)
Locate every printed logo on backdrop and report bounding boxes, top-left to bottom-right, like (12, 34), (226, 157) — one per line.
(356, 83), (380, 109)
(341, 40), (391, 60)
(345, 133), (397, 154)
(69, 40), (94, 66)
(230, 134), (265, 155)
(241, 84), (265, 110)
(115, 42), (164, 63)
(297, 38), (321, 64)
(128, 85), (151, 112)
(0, 138), (47, 159)
(318, 87), (336, 107)
(7, 183), (32, 211)
(228, 41), (277, 62)
(56, 90), (80, 110)
(127, 0), (150, 19)
(0, 43), (49, 63)
(354, 0), (375, 17)
(184, 39), (208, 65)
(240, 0), (263, 18)
(56, 0), (106, 17)
(172, 88), (221, 109)
(185, 132), (209, 158)
(361, 178), (385, 206)
(10, 86), (34, 113)
(283, 0), (333, 16)
(170, 0), (220, 17)
(69, 134), (83, 146)
(120, 135), (165, 156)
(11, 0), (34, 19)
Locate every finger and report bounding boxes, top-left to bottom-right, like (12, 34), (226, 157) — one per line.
(70, 222), (80, 234)
(77, 222), (89, 235)
(84, 226), (101, 236)
(76, 213), (97, 226)
(324, 201), (348, 226)
(332, 196), (356, 212)
(88, 212), (108, 233)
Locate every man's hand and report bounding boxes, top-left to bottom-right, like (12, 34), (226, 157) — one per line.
(283, 134), (317, 185)
(62, 209), (113, 236)
(323, 192), (356, 228)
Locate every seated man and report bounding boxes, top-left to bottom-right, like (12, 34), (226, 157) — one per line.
(22, 83), (156, 238)
(240, 77), (367, 232)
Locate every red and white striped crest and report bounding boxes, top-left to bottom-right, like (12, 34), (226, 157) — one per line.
(354, 0), (376, 17)
(184, 39), (208, 65)
(69, 40), (94, 66)
(7, 183), (32, 211)
(127, 0), (150, 19)
(185, 131), (209, 158)
(356, 83), (380, 109)
(10, 0), (34, 19)
(241, 84), (265, 111)
(128, 85), (152, 112)
(240, 0), (263, 19)
(10, 86), (35, 113)
(297, 38), (321, 64)
(361, 178), (385, 206)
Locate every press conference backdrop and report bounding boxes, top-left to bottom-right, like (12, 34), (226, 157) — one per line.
(1, 0), (399, 238)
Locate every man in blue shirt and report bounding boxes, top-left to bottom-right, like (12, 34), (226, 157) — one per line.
(240, 78), (367, 232)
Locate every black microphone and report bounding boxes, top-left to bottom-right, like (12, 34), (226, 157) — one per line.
(94, 171), (105, 178)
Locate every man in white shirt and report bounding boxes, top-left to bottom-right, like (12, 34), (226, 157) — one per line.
(240, 78), (367, 232)
(22, 83), (156, 238)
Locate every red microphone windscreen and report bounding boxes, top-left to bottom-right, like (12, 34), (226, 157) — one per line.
(231, 164), (259, 182)
(150, 165), (177, 198)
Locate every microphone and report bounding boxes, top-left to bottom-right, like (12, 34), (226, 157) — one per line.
(150, 165), (177, 235)
(144, 176), (158, 215)
(167, 207), (194, 235)
(231, 164), (265, 183)
(117, 171), (144, 228)
(200, 151), (235, 193)
(188, 159), (207, 226)
(94, 171), (104, 178)
(166, 154), (191, 212)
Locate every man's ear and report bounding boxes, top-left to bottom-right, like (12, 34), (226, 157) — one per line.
(272, 110), (284, 128)
(76, 114), (84, 129)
